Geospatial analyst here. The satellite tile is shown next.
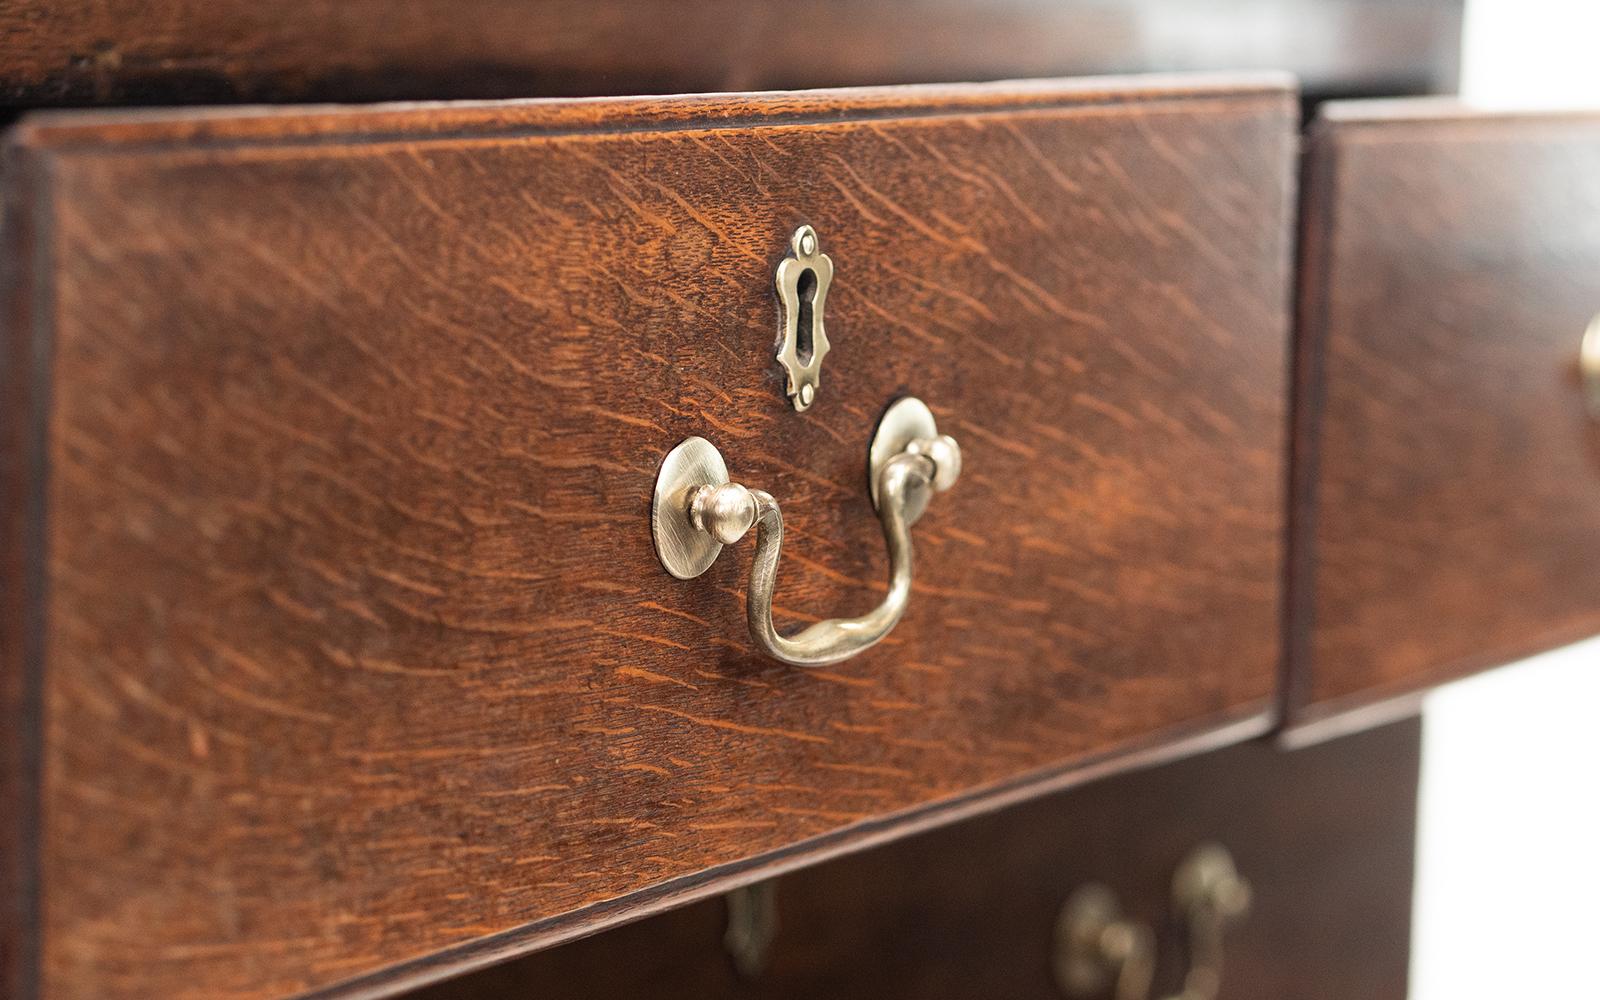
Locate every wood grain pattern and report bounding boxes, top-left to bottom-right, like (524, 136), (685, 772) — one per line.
(406, 717), (1422, 1000)
(2, 76), (1295, 998)
(1290, 102), (1600, 732)
(0, 0), (1461, 107)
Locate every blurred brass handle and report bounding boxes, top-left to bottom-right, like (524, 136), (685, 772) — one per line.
(1583, 312), (1600, 417)
(1055, 885), (1157, 1000)
(1055, 843), (1252, 1000)
(651, 398), (960, 667)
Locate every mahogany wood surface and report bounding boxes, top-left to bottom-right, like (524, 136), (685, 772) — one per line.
(0, 0), (1461, 107)
(406, 717), (1422, 1000)
(2, 76), (1295, 998)
(1290, 102), (1600, 732)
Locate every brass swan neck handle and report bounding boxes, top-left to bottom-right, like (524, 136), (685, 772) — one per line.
(651, 397), (961, 667)
(728, 449), (932, 666)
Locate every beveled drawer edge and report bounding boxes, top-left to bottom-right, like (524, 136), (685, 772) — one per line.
(296, 704), (1273, 1000)
(1318, 95), (1600, 132)
(6, 71), (1297, 155)
(1281, 615), (1600, 750)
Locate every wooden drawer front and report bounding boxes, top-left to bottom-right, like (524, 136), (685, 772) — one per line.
(1292, 106), (1600, 731)
(3, 77), (1294, 998)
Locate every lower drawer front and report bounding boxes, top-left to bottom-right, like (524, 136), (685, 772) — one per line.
(1292, 106), (1600, 732)
(4, 76), (1293, 997)
(403, 719), (1421, 1000)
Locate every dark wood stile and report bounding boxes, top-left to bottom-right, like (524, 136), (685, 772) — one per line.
(1, 136), (50, 1000)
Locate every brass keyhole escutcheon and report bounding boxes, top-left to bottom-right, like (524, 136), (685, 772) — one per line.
(775, 225), (832, 411)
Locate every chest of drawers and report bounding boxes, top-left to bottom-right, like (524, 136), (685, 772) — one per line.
(11, 4), (1597, 999)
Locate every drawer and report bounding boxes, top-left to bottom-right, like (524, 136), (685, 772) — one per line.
(0, 76), (1295, 998)
(1290, 104), (1600, 735)
(403, 718), (1421, 1000)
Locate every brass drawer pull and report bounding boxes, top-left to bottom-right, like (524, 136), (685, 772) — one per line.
(651, 397), (961, 667)
(724, 881), (778, 978)
(1583, 311), (1600, 417)
(1055, 843), (1251, 1000)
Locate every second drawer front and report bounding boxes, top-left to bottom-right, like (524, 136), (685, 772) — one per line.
(11, 76), (1294, 997)
(1292, 105), (1600, 731)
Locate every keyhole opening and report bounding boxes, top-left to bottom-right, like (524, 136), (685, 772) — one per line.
(795, 267), (817, 367)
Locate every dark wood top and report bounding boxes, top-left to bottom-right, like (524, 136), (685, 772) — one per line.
(0, 0), (1459, 107)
